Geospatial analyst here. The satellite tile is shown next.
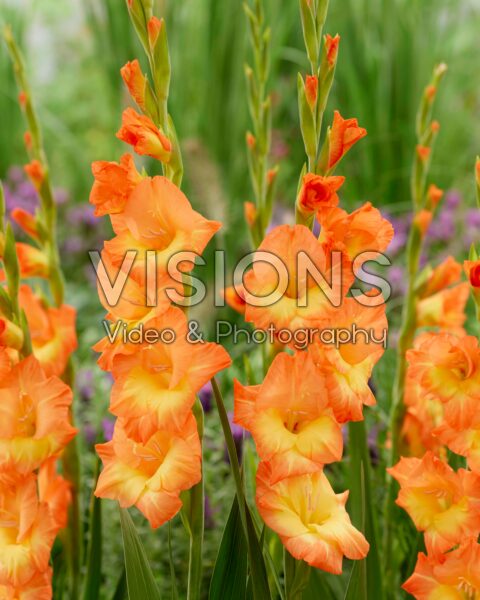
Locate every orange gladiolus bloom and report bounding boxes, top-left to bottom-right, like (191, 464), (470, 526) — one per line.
(103, 176), (221, 279)
(296, 173), (344, 214)
(0, 356), (76, 473)
(427, 184), (444, 208)
(223, 285), (246, 314)
(23, 160), (44, 190)
(95, 415), (201, 528)
(413, 209), (432, 236)
(120, 59), (147, 111)
(435, 420), (480, 474)
(243, 224), (343, 333)
(403, 540), (480, 599)
(309, 299), (387, 422)
(407, 332), (480, 430)
(317, 202), (394, 264)
(0, 474), (56, 586)
(388, 452), (480, 556)
(0, 567), (52, 600)
(234, 351), (343, 482)
(19, 285), (77, 378)
(328, 111), (367, 170)
(90, 153), (142, 216)
(256, 462), (369, 574)
(15, 243), (49, 279)
(38, 458), (71, 533)
(117, 107), (172, 162)
(109, 307), (231, 440)
(416, 283), (469, 335)
(420, 256), (462, 298)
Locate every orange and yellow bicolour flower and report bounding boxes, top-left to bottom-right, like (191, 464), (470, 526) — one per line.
(95, 415), (201, 529)
(406, 332), (480, 430)
(296, 173), (344, 215)
(103, 176), (221, 280)
(416, 283), (469, 334)
(0, 356), (76, 474)
(243, 224), (347, 333)
(403, 540), (480, 599)
(309, 299), (387, 422)
(117, 107), (171, 163)
(109, 307), (231, 441)
(234, 351), (343, 482)
(18, 285), (77, 378)
(0, 567), (52, 600)
(388, 452), (480, 556)
(256, 462), (369, 574)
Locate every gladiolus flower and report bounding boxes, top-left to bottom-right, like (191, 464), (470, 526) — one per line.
(234, 351), (343, 482)
(243, 225), (343, 333)
(117, 107), (172, 163)
(121, 59), (147, 111)
(297, 173), (344, 214)
(309, 299), (387, 422)
(403, 540), (480, 599)
(23, 160), (44, 190)
(246, 132), (256, 149)
(388, 452), (480, 556)
(416, 283), (469, 334)
(109, 307), (231, 440)
(256, 462), (369, 574)
(0, 356), (76, 473)
(431, 121), (440, 133)
(435, 419), (480, 474)
(325, 34), (340, 67)
(0, 474), (57, 586)
(90, 154), (143, 217)
(0, 567), (52, 600)
(317, 202), (394, 264)
(223, 285), (247, 314)
(427, 184), (443, 208)
(19, 285), (77, 378)
(305, 75), (318, 109)
(0, 317), (24, 350)
(148, 16), (163, 49)
(420, 256), (462, 298)
(243, 201), (257, 227)
(103, 176), (221, 279)
(15, 243), (49, 279)
(464, 259), (480, 288)
(95, 415), (201, 528)
(416, 145), (431, 162)
(38, 458), (71, 533)
(425, 85), (437, 101)
(407, 332), (480, 429)
(11, 208), (39, 240)
(413, 209), (432, 236)
(328, 111), (367, 170)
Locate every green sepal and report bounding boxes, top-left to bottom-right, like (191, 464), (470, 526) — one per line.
(3, 224), (20, 315)
(151, 18), (171, 123)
(297, 73), (317, 159)
(299, 0), (318, 68)
(164, 115), (184, 187)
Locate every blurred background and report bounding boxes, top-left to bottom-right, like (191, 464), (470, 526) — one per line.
(1, 0), (479, 596)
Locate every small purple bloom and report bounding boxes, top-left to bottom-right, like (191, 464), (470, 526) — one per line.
(77, 369), (95, 402)
(224, 411), (245, 464)
(445, 190), (461, 209)
(83, 423), (97, 445)
(198, 382), (213, 413)
(102, 418), (115, 442)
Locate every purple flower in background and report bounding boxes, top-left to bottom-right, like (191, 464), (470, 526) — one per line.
(83, 423), (97, 445)
(224, 411), (245, 464)
(77, 368), (95, 402)
(388, 265), (406, 295)
(102, 418), (115, 442)
(68, 205), (96, 227)
(445, 190), (461, 209)
(199, 382), (213, 413)
(427, 208), (455, 242)
(204, 495), (215, 529)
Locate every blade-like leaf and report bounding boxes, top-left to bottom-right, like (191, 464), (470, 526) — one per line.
(111, 568), (126, 600)
(209, 496), (248, 600)
(119, 508), (162, 600)
(303, 568), (339, 600)
(82, 482), (102, 600)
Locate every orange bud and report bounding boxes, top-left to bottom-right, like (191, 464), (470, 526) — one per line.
(244, 201), (257, 227)
(427, 184), (443, 208)
(16, 242), (49, 278)
(24, 160), (45, 190)
(267, 168), (278, 185)
(328, 111), (367, 169)
(416, 145), (431, 162)
(305, 75), (318, 109)
(246, 132), (256, 149)
(11, 208), (39, 240)
(23, 131), (32, 151)
(120, 60), (147, 111)
(148, 16), (163, 49)
(425, 85), (437, 101)
(466, 260), (480, 288)
(117, 108), (171, 163)
(431, 120), (440, 133)
(413, 209), (432, 236)
(476, 157), (480, 184)
(325, 34), (340, 67)
(18, 91), (27, 107)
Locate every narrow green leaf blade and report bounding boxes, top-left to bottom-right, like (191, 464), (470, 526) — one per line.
(119, 508), (161, 600)
(209, 496), (248, 600)
(82, 480), (102, 600)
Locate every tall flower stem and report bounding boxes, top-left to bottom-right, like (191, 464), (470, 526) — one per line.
(3, 27), (82, 599)
(383, 64), (447, 581)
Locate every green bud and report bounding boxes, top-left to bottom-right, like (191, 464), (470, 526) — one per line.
(0, 286), (12, 318)
(298, 73), (317, 160)
(0, 182), (5, 234)
(299, 0), (318, 68)
(244, 64), (259, 124)
(164, 115), (184, 188)
(126, 0), (150, 54)
(151, 18), (171, 123)
(3, 224), (20, 317)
